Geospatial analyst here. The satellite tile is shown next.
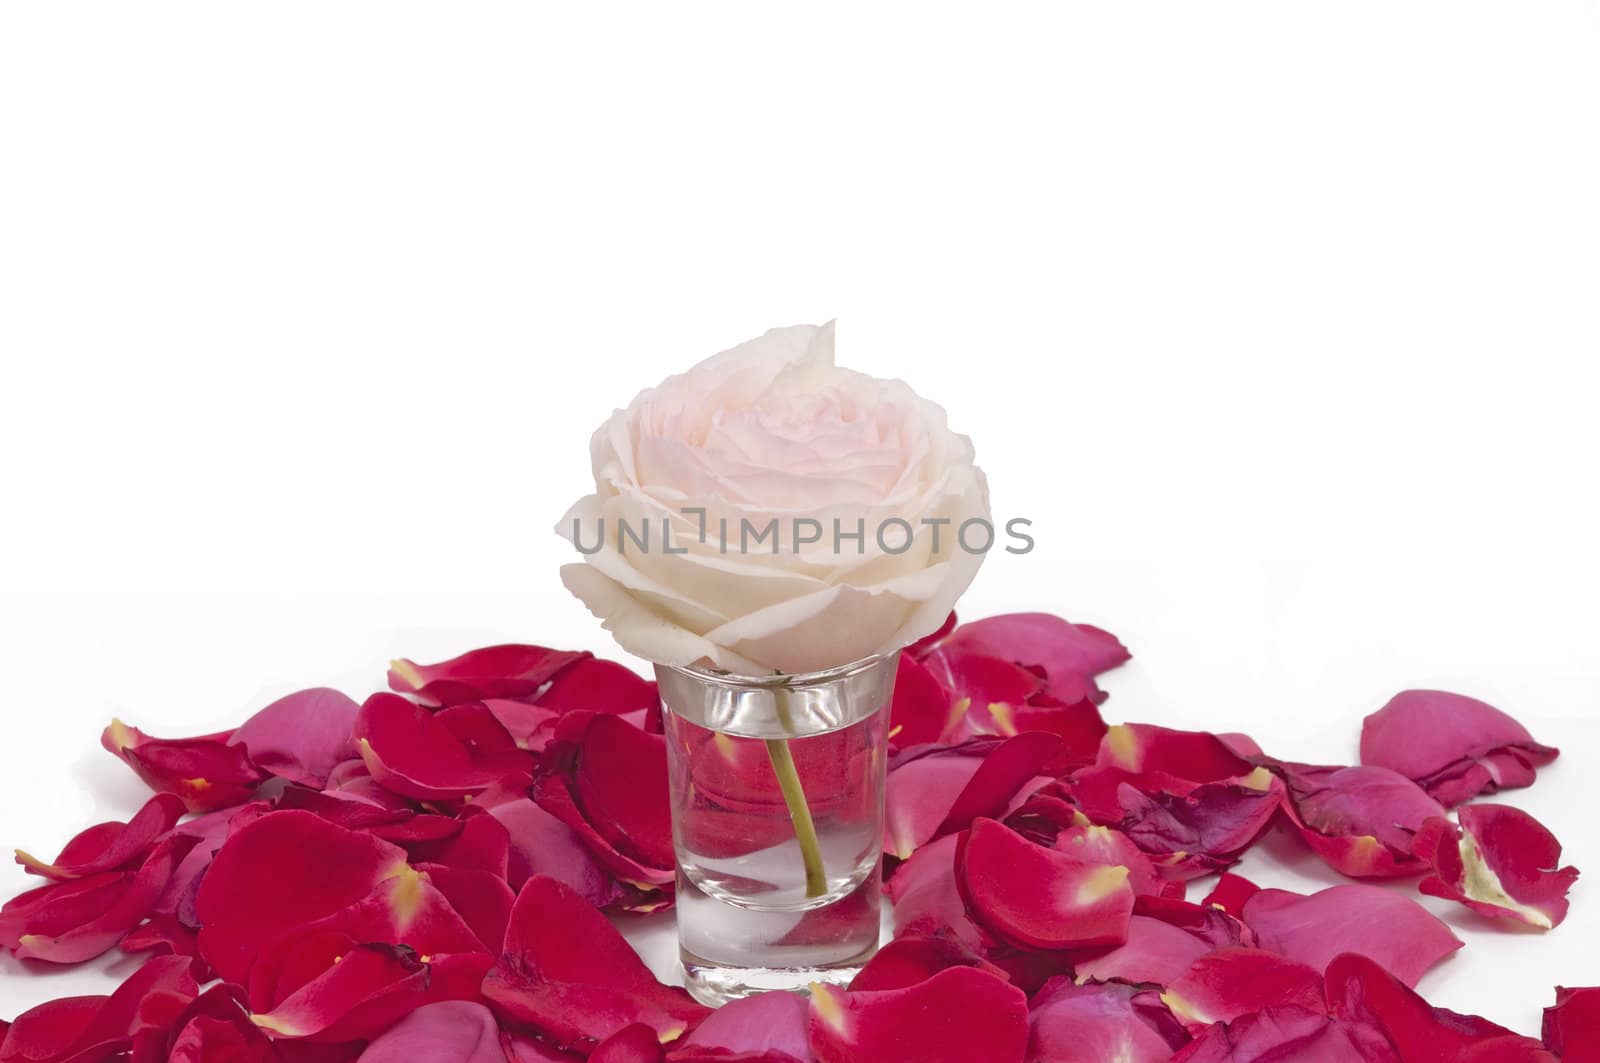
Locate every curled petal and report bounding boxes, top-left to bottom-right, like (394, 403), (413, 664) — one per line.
(1242, 884), (1460, 987)
(483, 876), (708, 1050)
(887, 654), (952, 751)
(1360, 690), (1558, 806)
(956, 818), (1134, 951)
(0, 833), (197, 963)
(534, 658), (658, 716)
(101, 720), (265, 812)
(1028, 978), (1188, 1063)
(229, 687), (360, 788)
(590, 1024), (666, 1063)
(388, 644), (591, 706)
(488, 797), (626, 906)
(15, 792), (186, 881)
(1096, 724), (1256, 782)
(1274, 762), (1446, 879)
(809, 966), (1028, 1063)
(1416, 804), (1579, 929)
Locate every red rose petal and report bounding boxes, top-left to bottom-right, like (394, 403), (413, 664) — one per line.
(1242, 884), (1461, 987)
(535, 658), (658, 717)
(410, 809), (511, 878)
(589, 1023), (666, 1063)
(1097, 723), (1258, 782)
(101, 720), (266, 813)
(1069, 892), (1252, 986)
(413, 862), (515, 953)
(849, 933), (1007, 992)
(388, 644), (591, 706)
(1543, 986), (1600, 1060)
(1, 833), (197, 964)
(1201, 872), (1261, 918)
(569, 714), (674, 870)
(956, 818), (1134, 951)
(0, 955), (196, 1063)
(193, 810), (410, 983)
(884, 733), (1061, 860)
(1416, 804), (1579, 929)
(809, 966), (1029, 1063)
(229, 687), (360, 789)
(1274, 762), (1447, 878)
(160, 984), (277, 1063)
(1170, 1005), (1399, 1063)
(1028, 977), (1188, 1063)
(354, 693), (534, 800)
(1162, 948), (1326, 1033)
(249, 943), (429, 1043)
(14, 792), (186, 881)
(888, 833), (987, 951)
(482, 876), (708, 1049)
(887, 654), (952, 750)
(355, 1000), (505, 1062)
(1327, 952), (1554, 1062)
(1360, 690), (1559, 807)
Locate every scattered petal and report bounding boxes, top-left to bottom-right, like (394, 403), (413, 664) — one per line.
(1273, 762), (1446, 878)
(1416, 804), (1579, 929)
(1360, 690), (1558, 807)
(809, 966), (1028, 1063)
(101, 720), (265, 812)
(14, 792), (186, 881)
(354, 693), (534, 800)
(388, 644), (591, 706)
(229, 688), (360, 789)
(356, 1000), (505, 1062)
(1028, 978), (1189, 1063)
(1243, 884), (1461, 987)
(1162, 948), (1326, 1033)
(1543, 986), (1600, 1060)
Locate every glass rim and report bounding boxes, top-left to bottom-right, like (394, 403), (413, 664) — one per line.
(661, 650), (899, 689)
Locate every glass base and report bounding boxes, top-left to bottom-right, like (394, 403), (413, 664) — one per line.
(680, 949), (874, 1008)
(675, 863), (883, 1007)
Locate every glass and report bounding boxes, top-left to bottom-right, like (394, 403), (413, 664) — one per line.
(654, 652), (897, 1006)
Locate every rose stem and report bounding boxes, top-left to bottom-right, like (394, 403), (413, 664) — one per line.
(767, 688), (828, 899)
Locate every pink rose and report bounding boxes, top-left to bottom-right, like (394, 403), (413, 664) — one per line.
(558, 321), (990, 674)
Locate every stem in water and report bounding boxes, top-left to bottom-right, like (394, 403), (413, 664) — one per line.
(767, 687), (827, 898)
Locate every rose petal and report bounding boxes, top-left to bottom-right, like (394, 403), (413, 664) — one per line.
(1543, 986), (1600, 1059)
(849, 934), (1007, 992)
(1273, 762), (1447, 878)
(809, 966), (1028, 1063)
(1416, 804), (1579, 929)
(161, 984), (277, 1063)
(1, 833), (197, 963)
(101, 719), (265, 812)
(535, 658), (658, 717)
(487, 797), (625, 906)
(1242, 884), (1461, 987)
(482, 875), (709, 1049)
(388, 644), (591, 706)
(669, 991), (810, 1063)
(939, 612), (1130, 682)
(229, 688), (360, 789)
(1200, 872), (1261, 918)
(1360, 690), (1558, 807)
(590, 1024), (666, 1063)
(955, 818), (1134, 951)
(1170, 1005), (1399, 1063)
(1028, 977), (1189, 1063)
(0, 955), (196, 1063)
(568, 714), (674, 870)
(249, 942), (429, 1043)
(194, 810), (410, 983)
(354, 693), (535, 800)
(887, 654), (952, 750)
(356, 1000), (505, 1062)
(884, 733), (1061, 860)
(14, 792), (186, 881)
(1162, 948), (1326, 1033)
(887, 834), (986, 951)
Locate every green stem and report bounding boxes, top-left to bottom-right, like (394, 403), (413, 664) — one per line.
(766, 689), (827, 898)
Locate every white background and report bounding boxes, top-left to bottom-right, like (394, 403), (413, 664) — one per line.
(2, 2), (1597, 1040)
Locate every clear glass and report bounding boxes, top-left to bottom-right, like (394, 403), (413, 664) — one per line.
(655, 652), (897, 1006)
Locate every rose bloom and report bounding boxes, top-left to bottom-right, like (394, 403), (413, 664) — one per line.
(558, 321), (990, 675)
